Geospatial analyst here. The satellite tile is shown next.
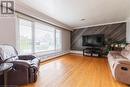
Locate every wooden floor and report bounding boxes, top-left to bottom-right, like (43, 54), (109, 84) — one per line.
(21, 54), (128, 87)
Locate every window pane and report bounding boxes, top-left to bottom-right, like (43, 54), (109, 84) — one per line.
(35, 22), (55, 52)
(19, 19), (32, 54)
(56, 29), (62, 50)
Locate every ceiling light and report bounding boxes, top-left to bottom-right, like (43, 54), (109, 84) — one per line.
(81, 19), (86, 21)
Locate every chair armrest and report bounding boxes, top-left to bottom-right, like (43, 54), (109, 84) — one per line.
(113, 60), (130, 84)
(18, 55), (36, 60)
(116, 59), (130, 65)
(112, 59), (130, 74)
(10, 60), (31, 69)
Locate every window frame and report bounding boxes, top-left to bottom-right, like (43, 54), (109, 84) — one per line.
(17, 17), (62, 54)
(17, 17), (34, 54)
(34, 22), (56, 52)
(55, 29), (62, 51)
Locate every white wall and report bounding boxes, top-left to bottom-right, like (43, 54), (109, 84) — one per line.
(126, 18), (130, 43)
(62, 29), (71, 52)
(0, 2), (71, 61)
(0, 16), (71, 61)
(15, 0), (72, 31)
(0, 17), (17, 46)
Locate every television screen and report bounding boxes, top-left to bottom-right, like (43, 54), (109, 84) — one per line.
(82, 34), (105, 47)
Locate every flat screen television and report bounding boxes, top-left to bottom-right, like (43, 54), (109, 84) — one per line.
(82, 34), (105, 47)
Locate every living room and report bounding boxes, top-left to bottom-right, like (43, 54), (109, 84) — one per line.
(0, 0), (130, 87)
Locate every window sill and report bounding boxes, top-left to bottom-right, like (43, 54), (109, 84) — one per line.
(32, 50), (62, 57)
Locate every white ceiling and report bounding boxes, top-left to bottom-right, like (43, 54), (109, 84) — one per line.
(17, 0), (130, 29)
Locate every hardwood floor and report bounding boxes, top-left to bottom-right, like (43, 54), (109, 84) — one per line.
(21, 54), (128, 87)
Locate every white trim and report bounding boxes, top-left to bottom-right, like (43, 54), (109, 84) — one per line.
(15, 17), (19, 50)
(39, 51), (70, 62)
(29, 50), (84, 62)
(17, 17), (63, 55)
(73, 21), (126, 29)
(32, 21), (35, 53)
(70, 50), (83, 54)
(56, 29), (62, 51)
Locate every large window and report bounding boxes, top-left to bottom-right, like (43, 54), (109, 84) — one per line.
(19, 19), (33, 54)
(18, 18), (62, 54)
(56, 29), (62, 50)
(35, 22), (55, 52)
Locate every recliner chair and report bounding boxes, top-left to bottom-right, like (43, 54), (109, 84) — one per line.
(0, 44), (40, 85)
(107, 44), (130, 84)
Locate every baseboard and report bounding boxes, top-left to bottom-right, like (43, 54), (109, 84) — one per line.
(39, 50), (84, 62)
(40, 51), (70, 62)
(70, 50), (83, 54)
(47, 51), (70, 59)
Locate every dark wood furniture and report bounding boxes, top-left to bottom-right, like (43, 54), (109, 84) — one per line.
(83, 47), (103, 57)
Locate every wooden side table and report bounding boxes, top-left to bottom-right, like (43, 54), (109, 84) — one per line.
(0, 63), (13, 87)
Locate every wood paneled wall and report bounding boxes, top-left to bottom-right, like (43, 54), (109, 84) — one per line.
(71, 22), (126, 51)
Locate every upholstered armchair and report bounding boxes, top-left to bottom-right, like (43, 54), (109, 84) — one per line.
(107, 44), (130, 84)
(0, 44), (40, 85)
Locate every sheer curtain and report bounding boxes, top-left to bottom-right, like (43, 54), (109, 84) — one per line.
(18, 18), (62, 54)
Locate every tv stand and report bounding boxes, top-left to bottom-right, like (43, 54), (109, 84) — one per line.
(83, 47), (103, 57)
